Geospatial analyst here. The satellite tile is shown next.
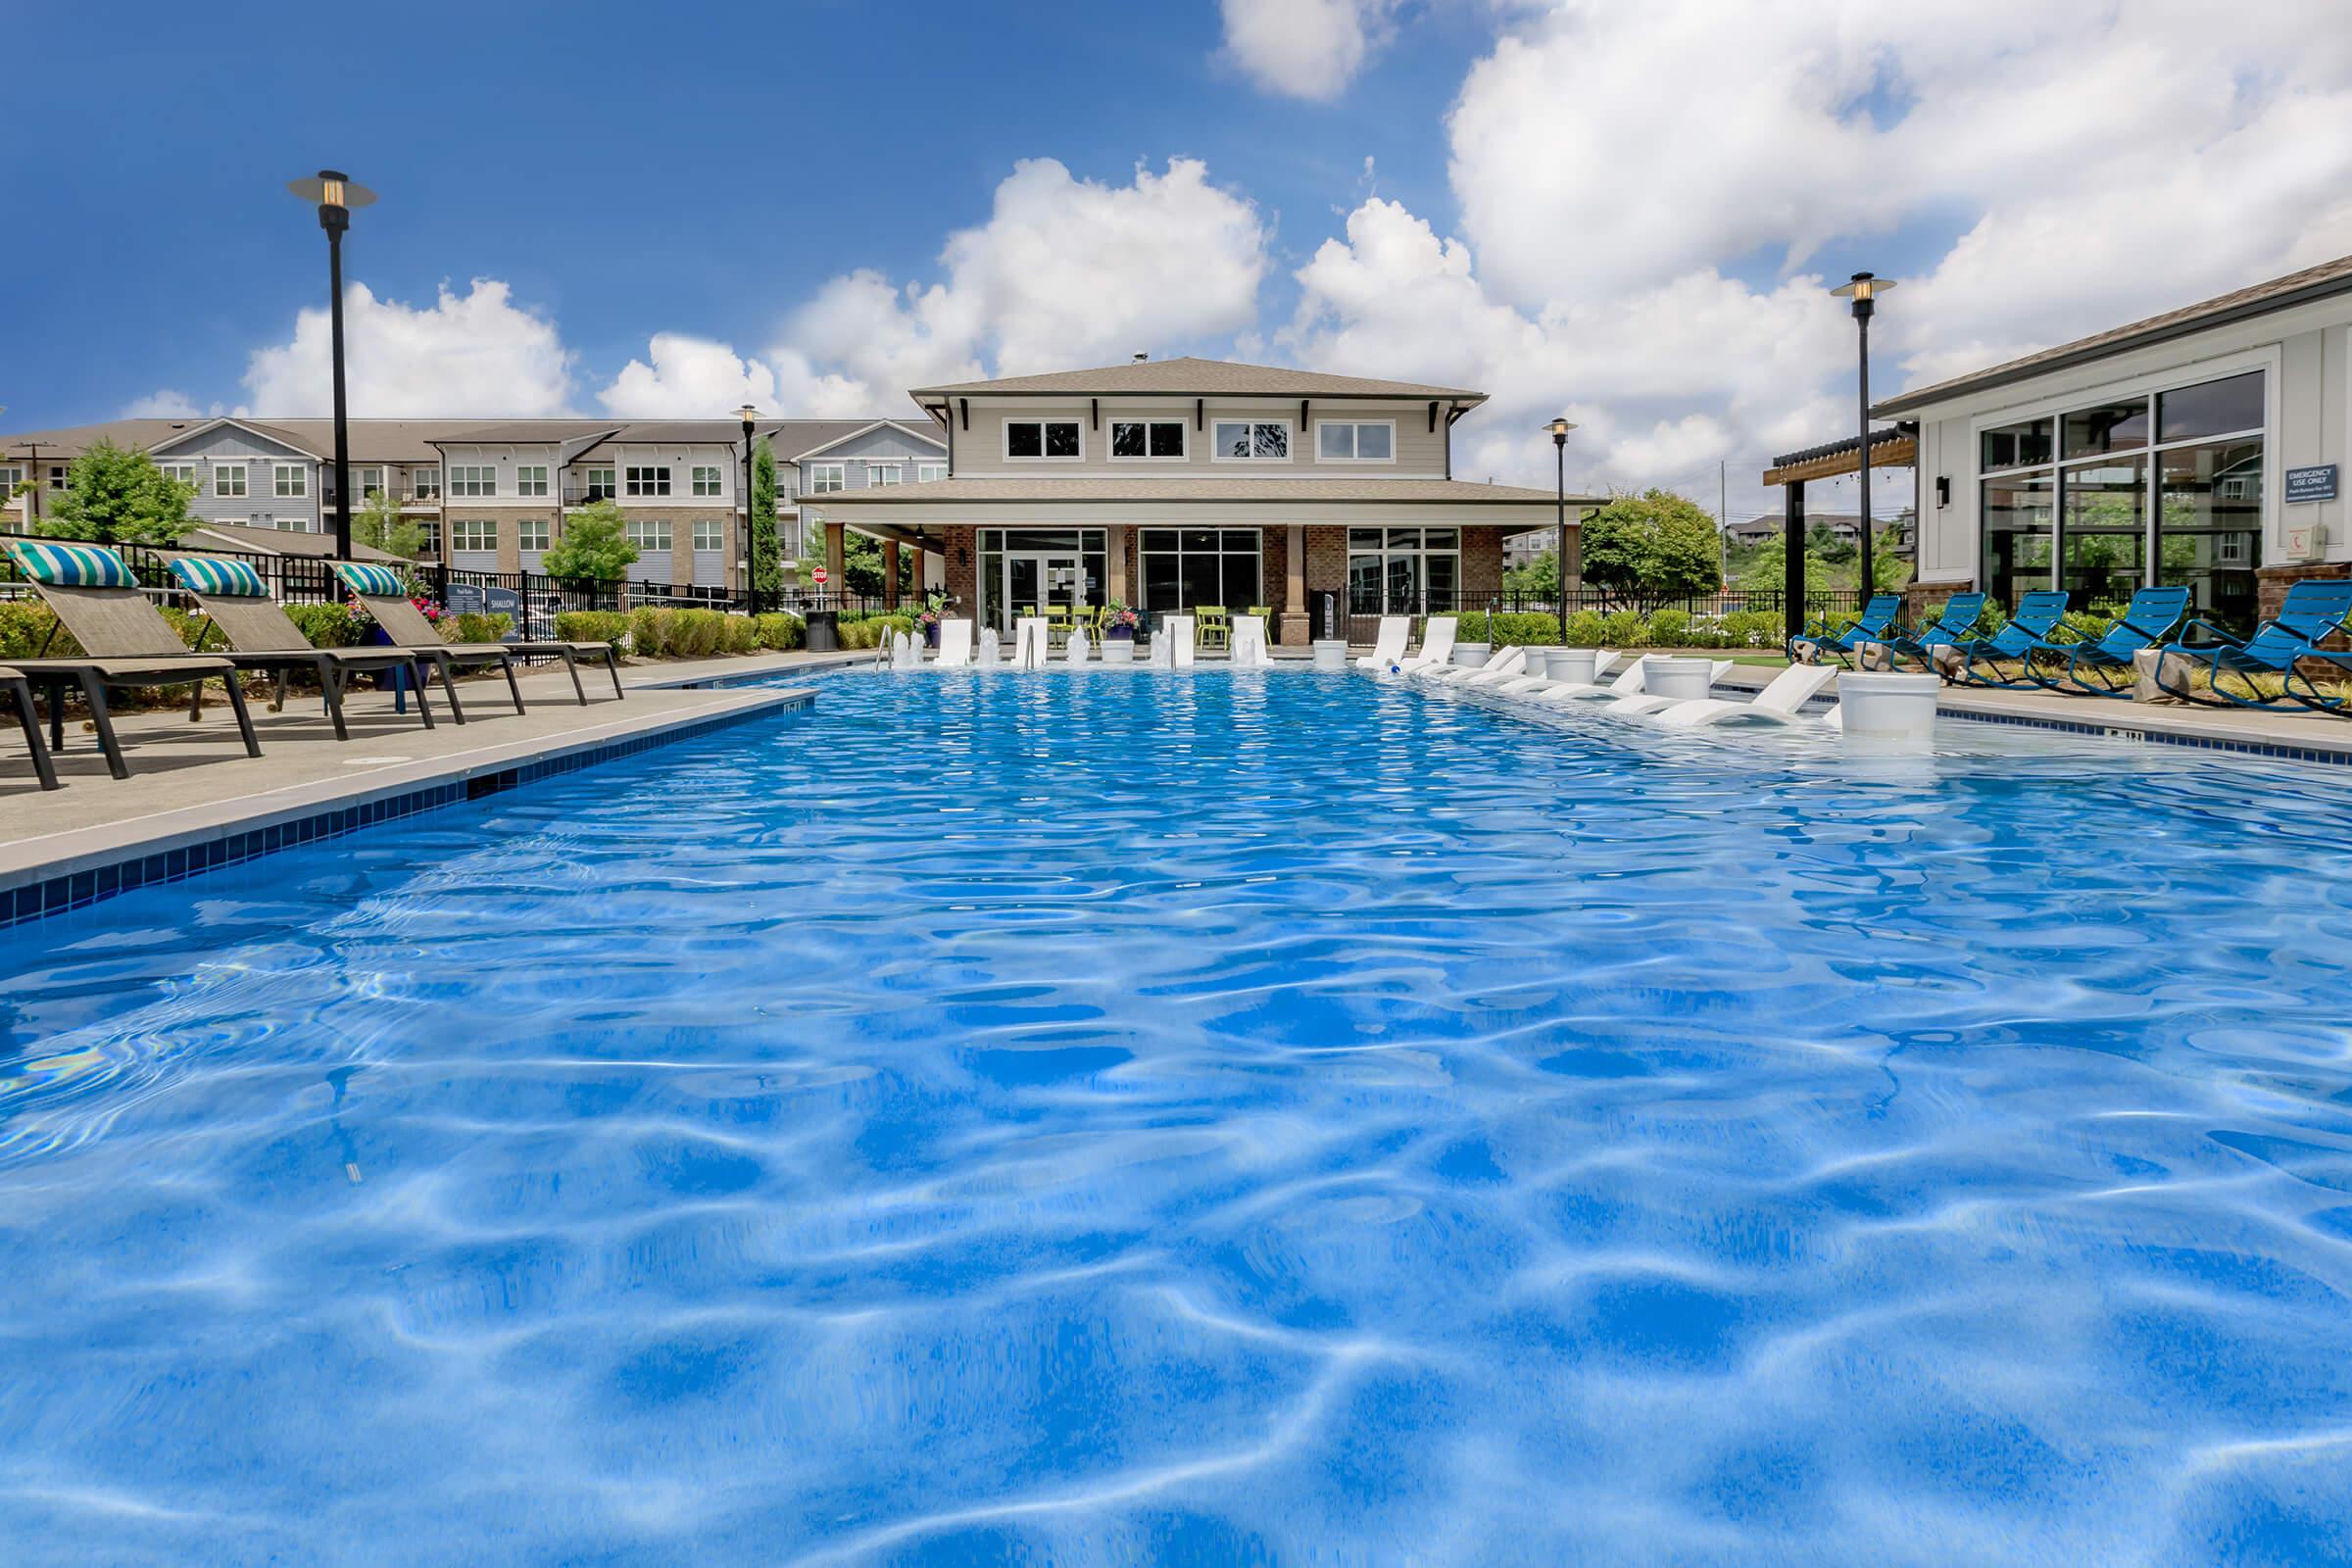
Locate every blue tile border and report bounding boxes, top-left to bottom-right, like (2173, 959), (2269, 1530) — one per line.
(1, 693), (811, 934)
(1940, 705), (2352, 765)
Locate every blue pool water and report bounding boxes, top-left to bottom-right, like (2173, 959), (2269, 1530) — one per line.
(5, 667), (2352, 1565)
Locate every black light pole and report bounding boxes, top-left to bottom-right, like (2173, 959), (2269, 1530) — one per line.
(1545, 416), (1578, 643)
(288, 171), (374, 559)
(738, 404), (759, 610)
(1832, 270), (1895, 598)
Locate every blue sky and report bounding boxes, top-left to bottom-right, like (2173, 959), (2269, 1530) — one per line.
(7, 0), (2347, 519)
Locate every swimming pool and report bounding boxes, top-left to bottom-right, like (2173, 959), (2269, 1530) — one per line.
(5, 667), (2350, 1564)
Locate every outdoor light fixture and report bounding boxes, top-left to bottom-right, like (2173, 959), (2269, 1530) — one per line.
(286, 170), (375, 559)
(1830, 271), (1896, 593)
(1545, 416), (1579, 643)
(739, 404), (759, 606)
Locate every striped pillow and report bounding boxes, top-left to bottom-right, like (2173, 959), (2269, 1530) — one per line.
(334, 563), (409, 598)
(170, 555), (270, 597)
(5, 539), (137, 589)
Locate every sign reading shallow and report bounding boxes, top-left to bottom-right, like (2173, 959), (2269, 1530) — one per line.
(2285, 465), (2338, 504)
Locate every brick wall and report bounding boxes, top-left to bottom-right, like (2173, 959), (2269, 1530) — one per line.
(1259, 525), (1288, 612)
(943, 525), (977, 614)
(1461, 526), (1505, 603)
(2258, 561), (2352, 621)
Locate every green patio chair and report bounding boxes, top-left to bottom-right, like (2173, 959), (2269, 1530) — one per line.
(1196, 606), (1230, 653)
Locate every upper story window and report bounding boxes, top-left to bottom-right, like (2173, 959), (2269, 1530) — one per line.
(356, 466), (385, 498)
(273, 463), (308, 498)
(1316, 421), (1394, 462)
(157, 463), (197, 486)
(867, 463), (902, 486)
(416, 517), (441, 553)
(626, 466), (670, 497)
(515, 465), (550, 497)
(808, 462), (845, 494)
(413, 466), (441, 499)
(916, 462), (947, 483)
(47, 465), (68, 491)
(1110, 419), (1187, 460)
(1213, 419), (1291, 461)
(1005, 419), (1082, 460)
(449, 465), (495, 497)
(692, 466), (723, 496)
(582, 466), (613, 502)
(213, 462), (249, 497)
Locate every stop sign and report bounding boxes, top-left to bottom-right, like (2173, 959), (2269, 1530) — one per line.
(811, 566), (829, 585)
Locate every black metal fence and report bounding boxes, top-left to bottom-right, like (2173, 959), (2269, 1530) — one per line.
(1340, 587), (1870, 647)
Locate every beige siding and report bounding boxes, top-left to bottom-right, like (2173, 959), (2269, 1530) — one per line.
(958, 401), (1451, 480)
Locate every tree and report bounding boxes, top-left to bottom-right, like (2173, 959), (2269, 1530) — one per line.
(352, 488), (427, 561)
(33, 439), (196, 547)
(749, 438), (782, 598)
(803, 529), (913, 598)
(541, 499), (638, 581)
(1578, 488), (1722, 606)
(1503, 547), (1560, 599)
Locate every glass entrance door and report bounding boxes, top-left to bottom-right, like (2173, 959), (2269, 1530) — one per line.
(1001, 553), (1082, 630)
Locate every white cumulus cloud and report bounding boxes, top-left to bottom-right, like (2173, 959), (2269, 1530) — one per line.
(1218, 0), (1397, 101)
(241, 278), (575, 416)
(119, 389), (205, 418)
(599, 332), (780, 418)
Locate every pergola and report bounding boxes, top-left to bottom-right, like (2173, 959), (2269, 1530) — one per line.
(1758, 424), (1917, 628)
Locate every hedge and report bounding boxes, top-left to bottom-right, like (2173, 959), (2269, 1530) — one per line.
(752, 612), (804, 650)
(1449, 605), (1788, 650)
(555, 610), (630, 651)
(443, 612), (512, 645)
(838, 612), (916, 650)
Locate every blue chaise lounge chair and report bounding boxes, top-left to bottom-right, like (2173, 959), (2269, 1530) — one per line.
(1876, 592), (1986, 671)
(2023, 585), (2191, 698)
(1791, 593), (1903, 667)
(1945, 591), (2070, 688)
(2153, 581), (2352, 712)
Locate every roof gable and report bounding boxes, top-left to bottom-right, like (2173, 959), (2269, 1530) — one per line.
(789, 418), (946, 462)
(149, 416), (324, 461)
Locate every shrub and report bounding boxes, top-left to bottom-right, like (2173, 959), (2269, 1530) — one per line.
(1562, 610), (1607, 648)
(628, 606), (668, 658)
(1719, 610), (1782, 648)
(444, 612), (512, 645)
(0, 601), (78, 659)
(1645, 608), (1690, 646)
(555, 610), (630, 651)
(722, 614), (760, 655)
(839, 612), (916, 650)
(284, 601), (366, 648)
(753, 612), (804, 650)
(1598, 610), (1648, 648)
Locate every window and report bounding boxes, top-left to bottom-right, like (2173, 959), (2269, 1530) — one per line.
(449, 465), (495, 497)
(272, 464), (308, 498)
(917, 462), (948, 483)
(1316, 421), (1394, 462)
(867, 463), (902, 486)
(515, 465), (549, 497)
(1139, 527), (1261, 612)
(1109, 419), (1187, 460)
(516, 518), (550, 552)
(692, 466), (723, 496)
(973, 528), (1110, 627)
(1004, 419), (1082, 460)
(625, 518), (672, 552)
(581, 466), (613, 502)
(693, 519), (724, 552)
(413, 466), (441, 500)
(48, 465), (68, 491)
(1212, 420), (1290, 460)
(1346, 526), (1458, 613)
(416, 518), (442, 555)
(214, 463), (248, 498)
(356, 466), (385, 498)
(1977, 369), (2267, 631)
(450, 518), (498, 553)
(808, 462), (845, 494)
(157, 463), (197, 486)
(626, 466), (670, 497)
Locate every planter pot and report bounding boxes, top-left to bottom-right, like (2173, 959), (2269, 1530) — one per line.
(1547, 649), (1598, 685)
(1311, 638), (1348, 672)
(1836, 670), (1940, 743)
(1518, 645), (1562, 679)
(1106, 625), (1135, 641)
(924, 621), (941, 649)
(1453, 642), (1492, 668)
(1646, 656), (1713, 702)
(1101, 638), (1135, 663)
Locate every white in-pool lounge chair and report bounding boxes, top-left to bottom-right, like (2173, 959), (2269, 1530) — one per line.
(1231, 614), (1272, 666)
(1355, 615), (1410, 670)
(1605, 661), (1738, 714)
(1537, 656), (1649, 703)
(1496, 651), (1616, 696)
(1456, 645), (1534, 687)
(1013, 616), (1050, 668)
(1651, 662), (1839, 727)
(1419, 643), (1512, 685)
(1396, 615), (1457, 673)
(936, 618), (974, 666)
(1164, 615), (1197, 667)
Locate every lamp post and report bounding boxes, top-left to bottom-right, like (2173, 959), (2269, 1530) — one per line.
(286, 172), (374, 559)
(738, 404), (759, 610)
(1545, 416), (1579, 643)
(1830, 270), (1895, 599)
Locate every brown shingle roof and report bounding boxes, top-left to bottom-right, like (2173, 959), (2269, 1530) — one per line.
(1875, 251), (2352, 416)
(908, 356), (1487, 403)
(803, 476), (1587, 507)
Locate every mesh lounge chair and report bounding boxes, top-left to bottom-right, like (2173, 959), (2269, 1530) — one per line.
(2154, 581), (2352, 712)
(1651, 662), (1839, 728)
(166, 555), (438, 740)
(1946, 591), (2070, 688)
(332, 564), (524, 721)
(1791, 593), (1904, 666)
(2022, 585), (2191, 698)
(1355, 616), (1409, 670)
(1, 663), (60, 790)
(0, 539), (259, 779)
(1873, 592), (1986, 672)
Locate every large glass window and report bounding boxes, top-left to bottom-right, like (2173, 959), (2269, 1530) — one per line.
(1137, 527), (1259, 612)
(975, 528), (1109, 626)
(625, 466), (670, 498)
(515, 465), (549, 497)
(449, 465), (494, 497)
(1004, 420), (1082, 460)
(1109, 419), (1186, 459)
(1347, 526), (1459, 612)
(1978, 369), (2266, 630)
(1212, 420), (1290, 460)
(1316, 421), (1395, 461)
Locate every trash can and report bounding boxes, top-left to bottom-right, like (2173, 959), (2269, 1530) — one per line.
(806, 609), (839, 652)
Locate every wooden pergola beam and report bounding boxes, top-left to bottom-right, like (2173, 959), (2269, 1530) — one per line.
(1761, 434), (1917, 488)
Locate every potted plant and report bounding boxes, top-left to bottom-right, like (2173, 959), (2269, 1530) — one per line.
(916, 591), (948, 648)
(1102, 603), (1141, 663)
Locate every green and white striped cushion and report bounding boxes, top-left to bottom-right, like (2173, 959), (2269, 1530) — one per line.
(334, 563), (408, 597)
(4, 539), (137, 589)
(169, 555), (270, 597)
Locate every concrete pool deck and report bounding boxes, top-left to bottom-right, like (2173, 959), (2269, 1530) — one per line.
(0, 650), (858, 909)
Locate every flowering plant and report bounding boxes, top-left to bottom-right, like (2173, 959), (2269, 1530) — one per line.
(1103, 602), (1141, 633)
(914, 590), (948, 627)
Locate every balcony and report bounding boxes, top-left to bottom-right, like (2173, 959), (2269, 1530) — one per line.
(563, 485), (617, 508)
